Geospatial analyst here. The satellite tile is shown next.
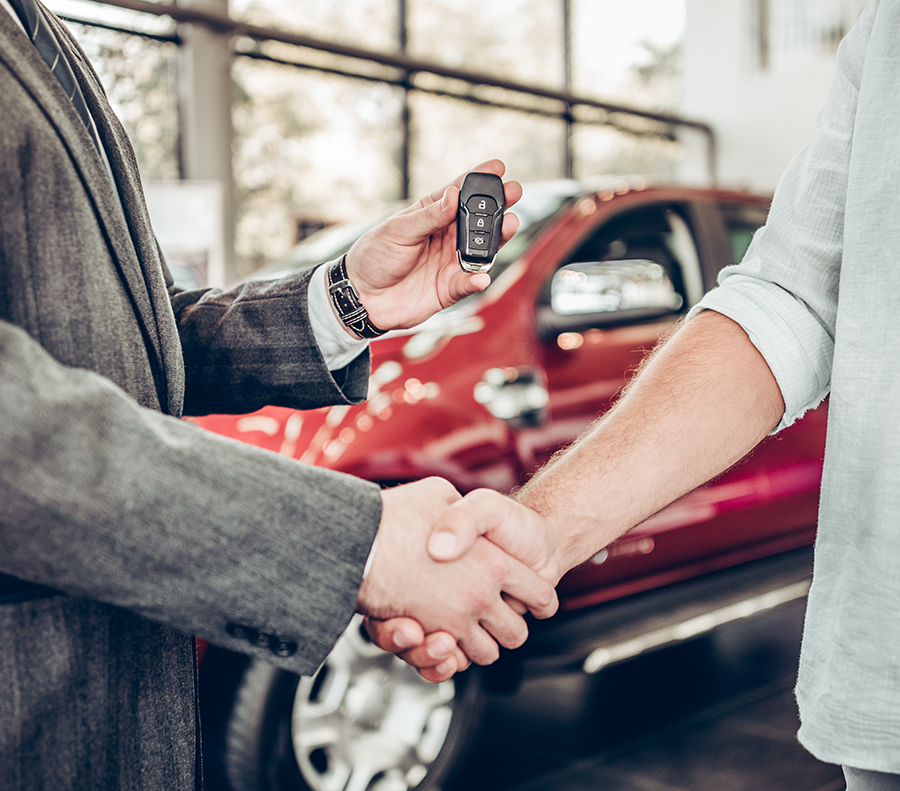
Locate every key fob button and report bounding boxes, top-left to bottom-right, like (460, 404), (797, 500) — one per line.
(466, 195), (498, 214)
(472, 216), (489, 230)
(468, 232), (490, 253)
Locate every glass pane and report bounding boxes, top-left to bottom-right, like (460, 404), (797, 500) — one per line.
(48, 0), (176, 35)
(232, 0), (399, 53)
(53, 19), (180, 181)
(572, 124), (681, 181)
(745, 0), (868, 73)
(409, 93), (566, 197)
(233, 59), (404, 274)
(570, 0), (684, 112)
(718, 203), (769, 263)
(407, 0), (564, 90)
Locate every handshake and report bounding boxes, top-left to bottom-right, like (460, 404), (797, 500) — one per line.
(355, 477), (578, 684)
(350, 301), (780, 682)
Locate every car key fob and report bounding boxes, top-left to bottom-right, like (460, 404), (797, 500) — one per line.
(456, 172), (505, 273)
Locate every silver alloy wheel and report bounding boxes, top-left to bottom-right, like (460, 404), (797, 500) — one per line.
(291, 616), (456, 791)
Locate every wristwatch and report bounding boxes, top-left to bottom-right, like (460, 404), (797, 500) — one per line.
(326, 255), (388, 339)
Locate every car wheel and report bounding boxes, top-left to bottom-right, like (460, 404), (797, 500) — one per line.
(222, 615), (484, 791)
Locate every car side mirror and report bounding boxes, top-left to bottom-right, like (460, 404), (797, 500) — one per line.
(538, 259), (684, 337)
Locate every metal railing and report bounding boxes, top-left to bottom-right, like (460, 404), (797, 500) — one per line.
(68, 0), (718, 188)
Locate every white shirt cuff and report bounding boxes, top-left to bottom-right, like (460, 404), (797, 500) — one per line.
(307, 263), (369, 371)
(362, 535), (378, 580)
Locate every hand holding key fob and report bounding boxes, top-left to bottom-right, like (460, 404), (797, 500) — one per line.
(456, 172), (506, 273)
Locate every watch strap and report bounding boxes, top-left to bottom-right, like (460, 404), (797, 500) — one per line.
(326, 256), (389, 339)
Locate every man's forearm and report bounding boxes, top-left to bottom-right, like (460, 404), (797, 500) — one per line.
(368, 310), (784, 675)
(517, 309), (785, 576)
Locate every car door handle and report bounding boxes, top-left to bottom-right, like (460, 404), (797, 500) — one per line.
(473, 366), (549, 427)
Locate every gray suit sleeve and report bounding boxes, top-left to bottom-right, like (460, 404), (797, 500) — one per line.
(0, 320), (381, 675)
(168, 267), (370, 417)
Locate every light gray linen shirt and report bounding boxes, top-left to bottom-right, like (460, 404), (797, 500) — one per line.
(692, 0), (900, 772)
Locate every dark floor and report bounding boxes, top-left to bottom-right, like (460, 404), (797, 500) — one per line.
(453, 599), (844, 791)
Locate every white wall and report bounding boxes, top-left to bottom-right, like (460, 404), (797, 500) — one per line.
(680, 0), (844, 193)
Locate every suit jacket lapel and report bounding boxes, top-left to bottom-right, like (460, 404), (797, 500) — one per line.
(0, 10), (177, 413)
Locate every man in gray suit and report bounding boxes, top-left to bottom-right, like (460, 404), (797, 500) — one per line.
(0, 1), (556, 788)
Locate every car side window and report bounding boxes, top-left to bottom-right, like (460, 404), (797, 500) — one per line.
(537, 205), (701, 336)
(718, 202), (770, 264)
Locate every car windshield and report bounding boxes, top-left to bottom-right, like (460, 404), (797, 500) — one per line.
(250, 180), (581, 285)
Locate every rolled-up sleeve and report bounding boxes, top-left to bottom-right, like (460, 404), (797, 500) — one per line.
(695, 276), (833, 430)
(689, 0), (876, 431)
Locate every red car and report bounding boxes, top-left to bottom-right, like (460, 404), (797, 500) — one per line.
(195, 180), (826, 791)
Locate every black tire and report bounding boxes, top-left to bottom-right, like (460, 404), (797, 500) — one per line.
(222, 615), (484, 791)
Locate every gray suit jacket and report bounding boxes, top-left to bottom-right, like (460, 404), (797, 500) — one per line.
(0, 7), (382, 789)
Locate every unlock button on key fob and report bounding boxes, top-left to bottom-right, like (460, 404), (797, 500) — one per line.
(468, 195), (498, 217)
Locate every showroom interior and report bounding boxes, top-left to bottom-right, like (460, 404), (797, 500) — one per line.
(15, 0), (873, 789)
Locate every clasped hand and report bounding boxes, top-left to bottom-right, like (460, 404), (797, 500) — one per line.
(355, 480), (558, 679)
(359, 485), (563, 682)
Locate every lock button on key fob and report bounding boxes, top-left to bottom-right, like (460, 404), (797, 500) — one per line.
(457, 172), (505, 273)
